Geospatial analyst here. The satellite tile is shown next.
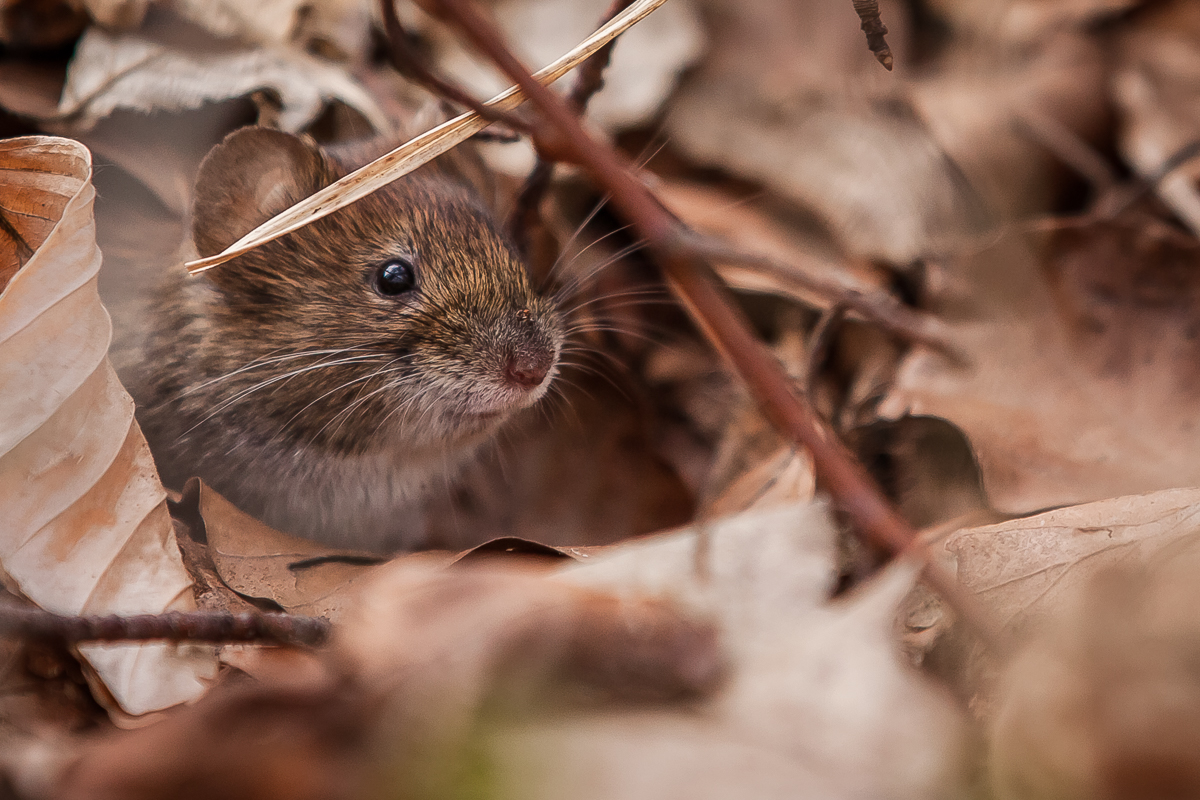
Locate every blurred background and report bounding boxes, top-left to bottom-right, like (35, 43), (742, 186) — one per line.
(2, 0), (1195, 560)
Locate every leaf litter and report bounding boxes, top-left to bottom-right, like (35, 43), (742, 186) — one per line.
(5, 0), (1200, 797)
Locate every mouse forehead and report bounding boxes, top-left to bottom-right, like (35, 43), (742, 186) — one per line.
(342, 178), (533, 298)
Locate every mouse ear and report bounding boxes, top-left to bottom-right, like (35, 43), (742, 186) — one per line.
(192, 127), (332, 258)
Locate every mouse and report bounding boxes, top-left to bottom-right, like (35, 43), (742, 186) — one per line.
(126, 126), (565, 553)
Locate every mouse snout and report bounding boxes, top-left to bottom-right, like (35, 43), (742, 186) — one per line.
(504, 349), (553, 389)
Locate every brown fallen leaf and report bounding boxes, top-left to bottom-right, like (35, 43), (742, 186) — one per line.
(882, 215), (1200, 514)
(525, 501), (970, 799)
(662, 0), (999, 263)
(698, 328), (816, 517)
(170, 479), (391, 619)
(0, 135), (216, 717)
(912, 30), (1107, 222)
(0, 0), (87, 49)
(928, 0), (1141, 44)
(400, 0), (704, 135)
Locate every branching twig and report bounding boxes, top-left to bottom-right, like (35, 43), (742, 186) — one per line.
(851, 0), (893, 71)
(0, 607), (330, 647)
(419, 0), (1003, 650)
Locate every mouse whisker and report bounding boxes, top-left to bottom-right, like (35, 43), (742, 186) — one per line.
(281, 357), (413, 437)
(180, 346), (376, 397)
(181, 354), (389, 436)
(550, 238), (650, 303)
(560, 287), (668, 314)
(305, 363), (429, 444)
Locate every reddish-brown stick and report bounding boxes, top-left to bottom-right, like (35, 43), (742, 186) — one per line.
(418, 0), (1002, 648)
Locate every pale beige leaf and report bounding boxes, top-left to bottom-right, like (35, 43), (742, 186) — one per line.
(54, 25), (387, 134)
(185, 0), (672, 274)
(424, 0), (704, 132)
(522, 502), (968, 799)
(947, 487), (1200, 629)
(969, 492), (1200, 799)
(0, 136), (217, 718)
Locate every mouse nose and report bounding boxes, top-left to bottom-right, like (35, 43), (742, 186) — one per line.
(504, 350), (552, 389)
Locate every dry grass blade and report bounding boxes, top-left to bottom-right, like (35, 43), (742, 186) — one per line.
(185, 0), (671, 275)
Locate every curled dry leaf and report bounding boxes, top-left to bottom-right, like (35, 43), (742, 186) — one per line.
(882, 217), (1200, 514)
(53, 24), (388, 134)
(0, 136), (216, 717)
(501, 502), (969, 800)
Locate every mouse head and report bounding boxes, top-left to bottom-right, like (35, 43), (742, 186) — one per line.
(190, 126), (563, 456)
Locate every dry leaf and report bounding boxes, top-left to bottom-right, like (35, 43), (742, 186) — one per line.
(0, 135), (216, 717)
(53, 24), (387, 134)
(187, 480), (388, 619)
(698, 329), (816, 517)
(56, 559), (722, 799)
(881, 217), (1200, 514)
(518, 501), (969, 799)
(979, 501), (1200, 799)
(654, 179), (890, 309)
(662, 0), (996, 262)
(1113, 1), (1200, 238)
(947, 487), (1200, 630)
(912, 31), (1107, 221)
(928, 0), (1140, 44)
(0, 0), (87, 48)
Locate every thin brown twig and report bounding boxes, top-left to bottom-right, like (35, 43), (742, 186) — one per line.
(422, 0), (1004, 651)
(509, 0), (636, 254)
(851, 0), (893, 71)
(0, 607), (330, 647)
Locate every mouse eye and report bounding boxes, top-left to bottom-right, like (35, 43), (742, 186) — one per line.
(374, 258), (417, 297)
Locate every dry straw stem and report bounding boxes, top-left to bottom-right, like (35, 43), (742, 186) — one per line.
(185, 0), (670, 275)
(424, 0), (1003, 650)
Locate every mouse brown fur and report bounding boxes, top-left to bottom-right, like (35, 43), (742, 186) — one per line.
(130, 127), (564, 552)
